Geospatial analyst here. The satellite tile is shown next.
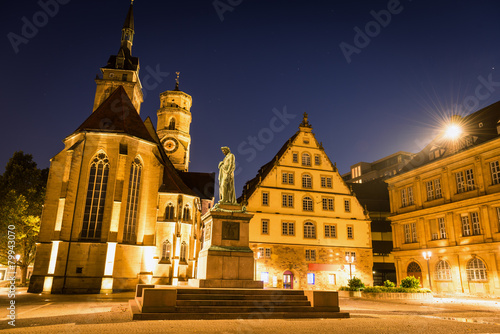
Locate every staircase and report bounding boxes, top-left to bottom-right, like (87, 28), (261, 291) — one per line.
(130, 286), (350, 320)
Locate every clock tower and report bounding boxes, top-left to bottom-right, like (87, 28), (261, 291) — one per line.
(157, 74), (192, 171)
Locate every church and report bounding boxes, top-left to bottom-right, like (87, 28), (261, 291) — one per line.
(28, 3), (214, 293)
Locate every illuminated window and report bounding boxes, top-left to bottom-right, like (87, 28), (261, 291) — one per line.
(307, 273), (315, 285)
(328, 274), (336, 285)
(404, 222), (417, 243)
(303, 197), (313, 211)
(261, 220), (269, 235)
(490, 161), (500, 185)
(258, 247), (264, 258)
(304, 222), (316, 239)
(165, 203), (175, 220)
(180, 241), (188, 262)
(302, 153), (311, 166)
(344, 199), (351, 212)
(321, 176), (332, 188)
(261, 272), (269, 283)
(282, 221), (295, 236)
(456, 169), (475, 193)
(435, 260), (452, 280)
(123, 157), (142, 243)
(347, 225), (354, 239)
(262, 192), (269, 206)
(345, 251), (356, 261)
(161, 240), (171, 262)
(265, 248), (272, 258)
(305, 249), (316, 261)
(81, 152), (109, 241)
(466, 258), (487, 281)
(426, 178), (442, 201)
(324, 224), (336, 238)
(282, 194), (294, 208)
(461, 212), (480, 236)
(322, 197), (334, 211)
(302, 174), (312, 188)
(438, 217), (447, 239)
(401, 186), (414, 207)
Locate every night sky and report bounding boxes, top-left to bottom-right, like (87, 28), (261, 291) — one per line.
(2, 0), (500, 194)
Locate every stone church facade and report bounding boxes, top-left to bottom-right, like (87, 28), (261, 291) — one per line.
(28, 4), (214, 294)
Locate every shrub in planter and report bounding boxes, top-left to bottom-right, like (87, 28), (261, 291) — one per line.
(383, 280), (395, 288)
(400, 276), (421, 289)
(348, 277), (365, 291)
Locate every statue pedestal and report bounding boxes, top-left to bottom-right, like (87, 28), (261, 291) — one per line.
(189, 204), (263, 289)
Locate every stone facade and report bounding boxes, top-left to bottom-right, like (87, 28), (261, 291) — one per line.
(386, 108), (500, 296)
(241, 114), (373, 290)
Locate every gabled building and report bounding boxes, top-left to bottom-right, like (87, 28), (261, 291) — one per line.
(386, 103), (500, 296)
(240, 114), (373, 290)
(28, 4), (214, 294)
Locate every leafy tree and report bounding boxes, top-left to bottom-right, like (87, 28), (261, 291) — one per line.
(347, 277), (365, 291)
(0, 152), (48, 286)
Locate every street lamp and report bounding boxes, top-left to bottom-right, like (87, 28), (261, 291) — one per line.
(422, 251), (432, 291)
(14, 254), (20, 284)
(345, 255), (354, 280)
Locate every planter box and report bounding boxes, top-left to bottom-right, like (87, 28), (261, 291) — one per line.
(362, 292), (433, 300)
(338, 291), (362, 298)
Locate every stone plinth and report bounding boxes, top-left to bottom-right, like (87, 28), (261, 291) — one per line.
(190, 204), (263, 289)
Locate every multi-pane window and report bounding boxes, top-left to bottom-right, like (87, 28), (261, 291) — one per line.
(304, 222), (316, 239)
(347, 225), (354, 239)
(81, 152), (109, 240)
(161, 240), (171, 262)
(404, 222), (417, 243)
(307, 273), (315, 284)
(462, 212), (481, 236)
(491, 161), (500, 185)
(165, 203), (175, 220)
(282, 194), (294, 208)
(265, 248), (272, 258)
(426, 179), (442, 201)
(123, 157), (142, 243)
(258, 247), (264, 258)
(344, 199), (351, 212)
(324, 224), (336, 238)
(401, 186), (414, 207)
(292, 152), (298, 163)
(435, 260), (452, 280)
(456, 169), (475, 193)
(314, 155), (321, 165)
(321, 176), (333, 188)
(305, 249), (316, 261)
(302, 153), (311, 166)
(282, 221), (295, 236)
(261, 220), (269, 235)
(438, 217), (447, 239)
(180, 241), (187, 262)
(183, 205), (191, 221)
(262, 192), (269, 206)
(466, 258), (487, 281)
(345, 251), (356, 261)
(322, 197), (334, 211)
(303, 197), (313, 211)
(282, 172), (294, 185)
(302, 174), (312, 188)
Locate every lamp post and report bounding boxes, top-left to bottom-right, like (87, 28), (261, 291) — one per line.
(422, 251), (432, 291)
(345, 255), (354, 281)
(14, 254), (20, 284)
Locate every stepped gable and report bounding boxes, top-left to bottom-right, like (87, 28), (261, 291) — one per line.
(400, 100), (500, 173)
(74, 86), (154, 142)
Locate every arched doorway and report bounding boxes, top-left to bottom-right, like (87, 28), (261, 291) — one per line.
(283, 271), (293, 289)
(406, 261), (423, 287)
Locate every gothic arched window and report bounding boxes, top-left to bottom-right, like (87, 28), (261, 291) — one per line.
(161, 240), (171, 262)
(168, 118), (176, 130)
(183, 205), (191, 221)
(81, 152), (110, 240)
(165, 203), (175, 220)
(180, 241), (188, 262)
(123, 157), (142, 243)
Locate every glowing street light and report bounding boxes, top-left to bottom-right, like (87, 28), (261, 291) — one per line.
(14, 254), (21, 284)
(444, 123), (462, 140)
(422, 251), (432, 291)
(345, 255), (355, 280)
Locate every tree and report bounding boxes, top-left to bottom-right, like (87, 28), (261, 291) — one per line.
(0, 152), (48, 286)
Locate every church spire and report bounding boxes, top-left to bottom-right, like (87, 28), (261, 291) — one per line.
(120, 2), (135, 54)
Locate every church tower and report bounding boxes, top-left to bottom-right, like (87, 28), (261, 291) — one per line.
(92, 2), (144, 113)
(157, 73), (192, 172)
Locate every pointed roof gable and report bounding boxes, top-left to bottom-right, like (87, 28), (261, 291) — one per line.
(73, 86), (154, 143)
(123, 4), (134, 30)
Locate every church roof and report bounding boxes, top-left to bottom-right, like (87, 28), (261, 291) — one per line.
(123, 4), (134, 30)
(73, 86), (155, 143)
(179, 172), (215, 200)
(399, 100), (500, 173)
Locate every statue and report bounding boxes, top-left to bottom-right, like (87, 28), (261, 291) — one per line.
(217, 146), (237, 205)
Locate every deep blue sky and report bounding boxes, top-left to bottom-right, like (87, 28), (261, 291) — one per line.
(2, 0), (500, 194)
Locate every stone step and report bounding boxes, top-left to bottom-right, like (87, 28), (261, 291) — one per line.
(176, 293), (308, 301)
(174, 305), (318, 313)
(176, 300), (311, 307)
(176, 288), (304, 295)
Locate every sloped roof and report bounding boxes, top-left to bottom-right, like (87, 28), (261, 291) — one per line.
(400, 100), (500, 173)
(73, 86), (155, 143)
(179, 172), (216, 200)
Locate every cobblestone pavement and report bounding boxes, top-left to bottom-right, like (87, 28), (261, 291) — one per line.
(1, 287), (500, 333)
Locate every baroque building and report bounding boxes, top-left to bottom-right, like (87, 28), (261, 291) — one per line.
(28, 4), (214, 294)
(386, 104), (500, 296)
(240, 114), (373, 290)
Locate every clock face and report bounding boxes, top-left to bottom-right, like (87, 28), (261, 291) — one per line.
(163, 137), (179, 153)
